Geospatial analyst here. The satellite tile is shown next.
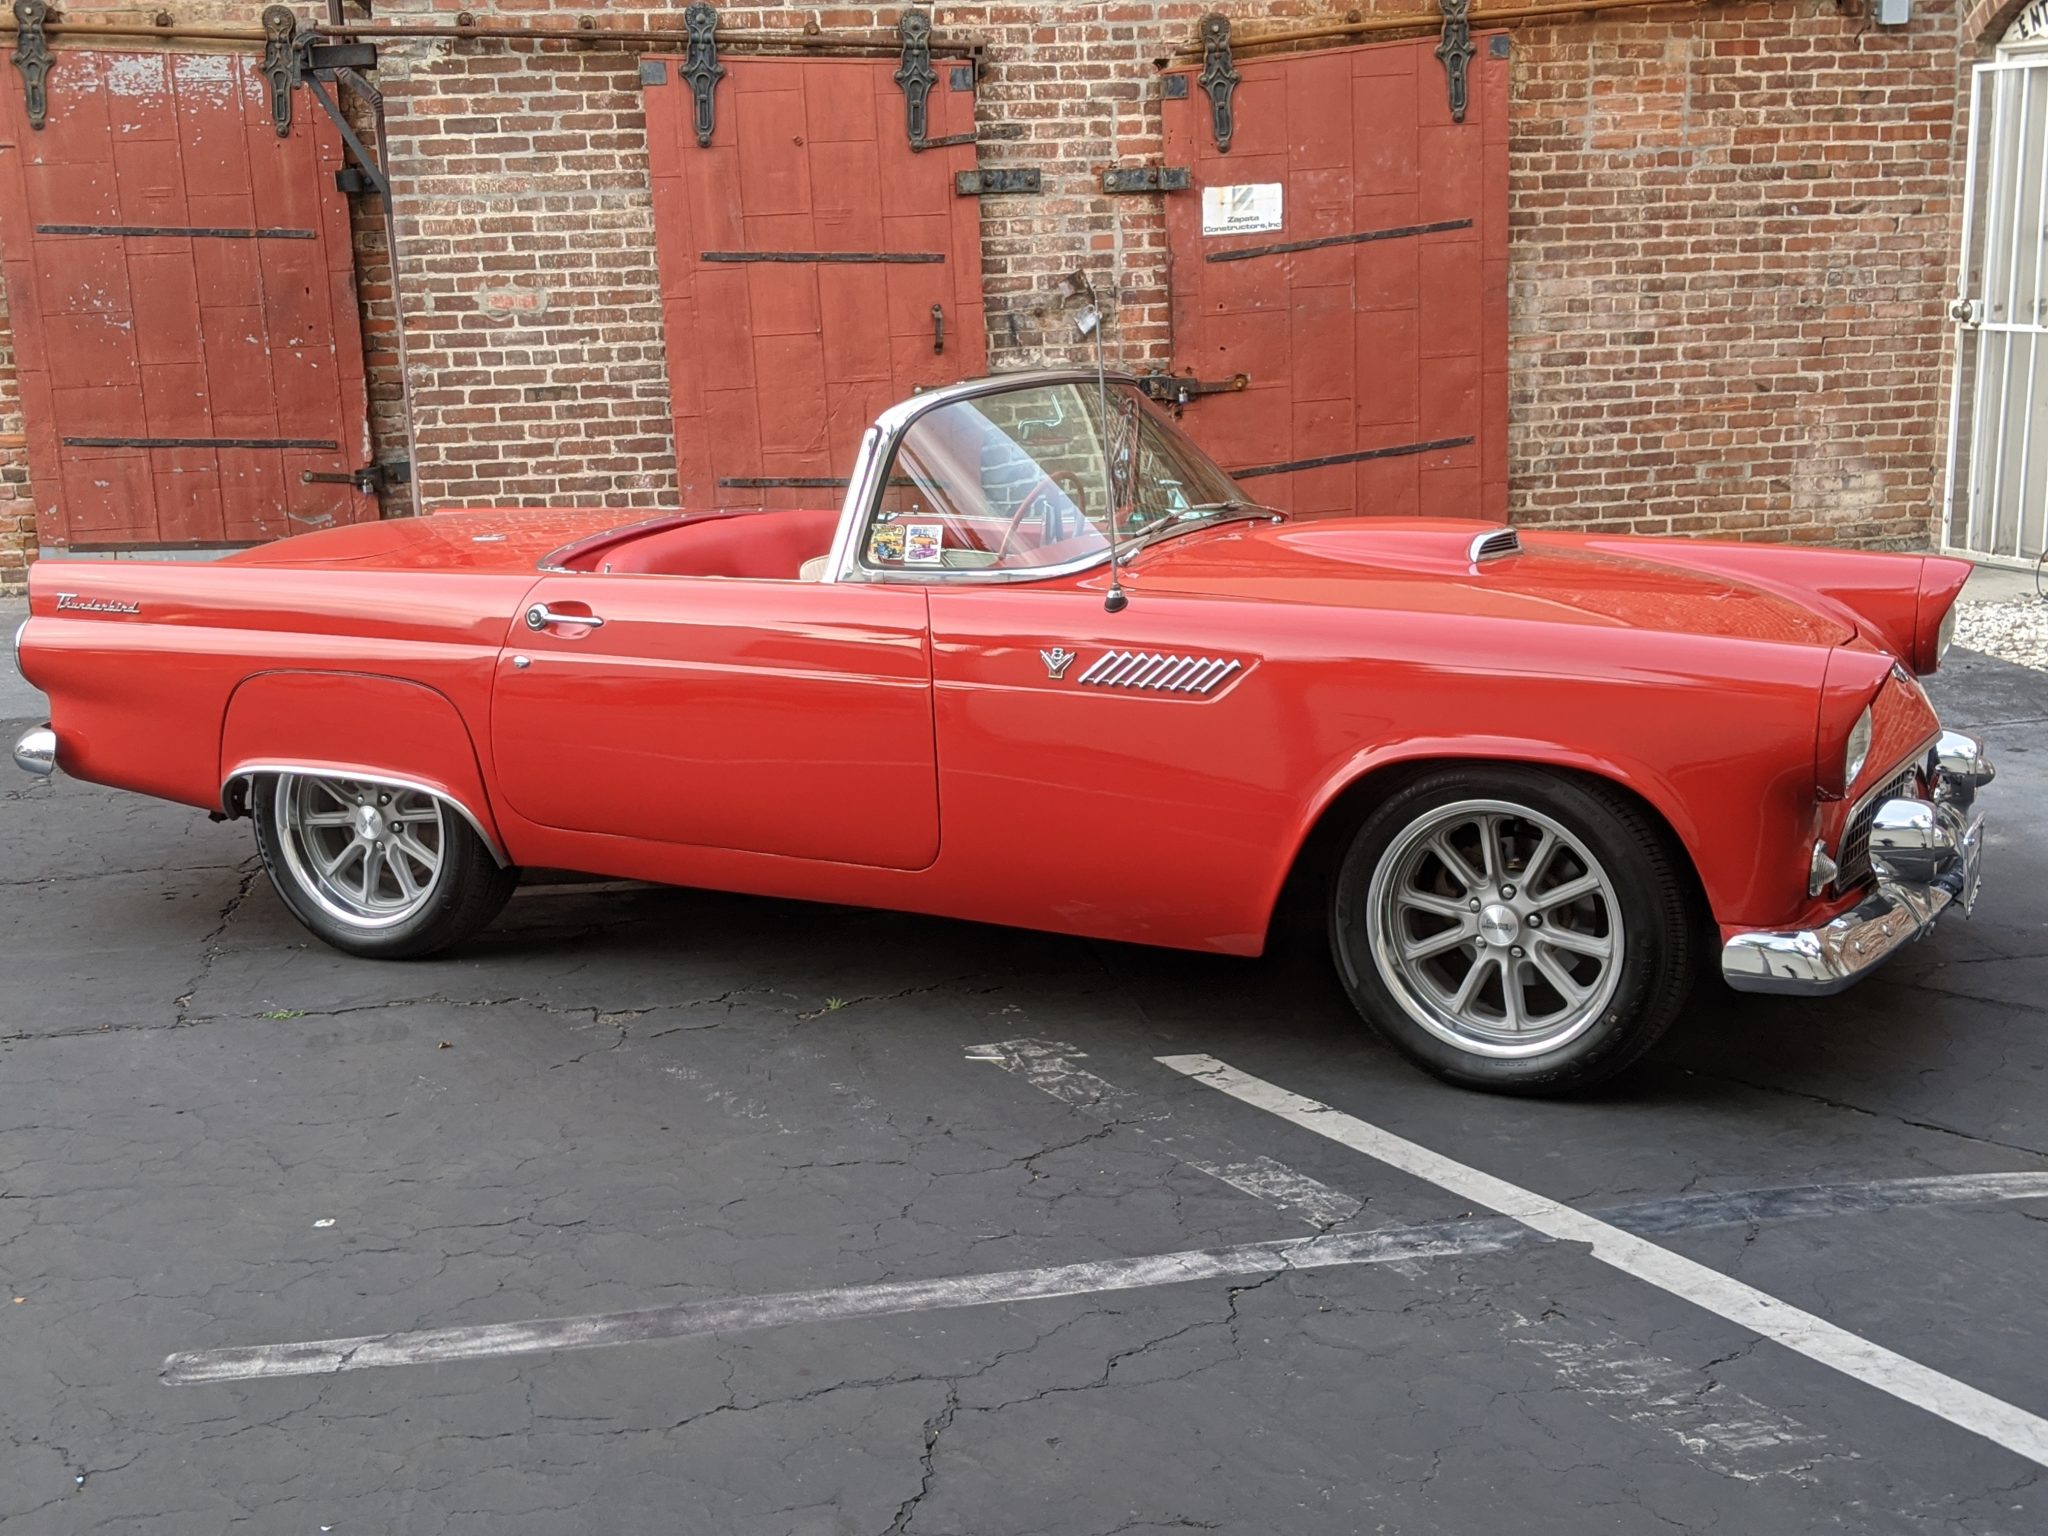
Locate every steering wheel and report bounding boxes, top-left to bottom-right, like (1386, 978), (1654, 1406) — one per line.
(993, 474), (1086, 563)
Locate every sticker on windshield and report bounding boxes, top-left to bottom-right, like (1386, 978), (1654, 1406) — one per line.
(1202, 183), (1283, 237)
(868, 523), (906, 563)
(903, 523), (944, 564)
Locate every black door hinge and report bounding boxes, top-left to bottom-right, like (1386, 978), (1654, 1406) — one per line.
(678, 3), (723, 148)
(1197, 13), (1239, 154)
(10, 0), (50, 131)
(1103, 166), (1191, 195)
(1139, 372), (1248, 406)
(1437, 0), (1476, 124)
(954, 168), (1041, 195)
(896, 9), (938, 150)
(260, 5), (300, 137)
(300, 460), (410, 495)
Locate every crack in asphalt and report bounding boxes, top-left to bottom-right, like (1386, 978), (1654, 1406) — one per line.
(1677, 1065), (2048, 1160)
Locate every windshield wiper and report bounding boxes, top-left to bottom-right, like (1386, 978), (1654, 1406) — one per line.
(1118, 499), (1277, 559)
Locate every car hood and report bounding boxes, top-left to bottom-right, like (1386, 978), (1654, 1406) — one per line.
(1127, 518), (1856, 648)
(219, 508), (630, 572)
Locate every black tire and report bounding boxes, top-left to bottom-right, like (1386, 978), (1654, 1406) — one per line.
(1329, 764), (1695, 1095)
(252, 773), (518, 959)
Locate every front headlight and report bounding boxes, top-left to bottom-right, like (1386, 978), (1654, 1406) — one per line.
(1845, 705), (1874, 787)
(1936, 604), (1958, 666)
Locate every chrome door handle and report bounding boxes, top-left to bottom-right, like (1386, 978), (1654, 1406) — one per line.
(526, 604), (605, 631)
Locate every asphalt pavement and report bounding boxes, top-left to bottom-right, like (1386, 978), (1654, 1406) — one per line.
(3, 591), (2048, 1533)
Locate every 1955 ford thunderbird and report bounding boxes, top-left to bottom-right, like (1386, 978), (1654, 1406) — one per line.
(10, 370), (1995, 1094)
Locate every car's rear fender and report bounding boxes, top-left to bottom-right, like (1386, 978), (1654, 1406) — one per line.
(219, 672), (508, 864)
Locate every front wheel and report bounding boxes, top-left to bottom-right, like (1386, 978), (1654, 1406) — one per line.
(253, 773), (518, 958)
(1330, 766), (1696, 1095)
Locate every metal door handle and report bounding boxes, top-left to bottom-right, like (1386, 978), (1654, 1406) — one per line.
(526, 604), (605, 631)
(932, 303), (945, 354)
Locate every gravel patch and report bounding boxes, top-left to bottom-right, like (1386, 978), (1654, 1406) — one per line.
(1957, 593), (2048, 671)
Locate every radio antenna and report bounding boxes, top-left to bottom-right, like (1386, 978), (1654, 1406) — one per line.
(1059, 268), (1129, 614)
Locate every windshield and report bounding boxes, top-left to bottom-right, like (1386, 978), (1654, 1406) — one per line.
(853, 380), (1254, 576)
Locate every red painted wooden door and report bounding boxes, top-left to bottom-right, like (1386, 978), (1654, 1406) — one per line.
(1161, 34), (1509, 521)
(643, 54), (988, 510)
(0, 51), (374, 549)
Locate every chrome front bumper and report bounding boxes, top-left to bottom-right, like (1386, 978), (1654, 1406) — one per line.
(1722, 730), (1992, 996)
(11, 724), (55, 777)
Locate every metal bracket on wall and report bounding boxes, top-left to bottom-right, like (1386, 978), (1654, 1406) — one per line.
(260, 5), (300, 137)
(10, 0), (49, 131)
(1103, 166), (1192, 195)
(679, 2), (723, 148)
(954, 168), (1041, 195)
(302, 70), (388, 202)
(1196, 13), (1239, 154)
(896, 9), (938, 150)
(1139, 372), (1249, 407)
(301, 459), (411, 495)
(1437, 0), (1476, 123)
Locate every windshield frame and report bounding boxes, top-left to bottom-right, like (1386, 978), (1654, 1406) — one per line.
(822, 369), (1272, 585)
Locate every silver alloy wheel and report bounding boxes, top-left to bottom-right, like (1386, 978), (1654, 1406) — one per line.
(1366, 797), (1625, 1058)
(273, 773), (448, 930)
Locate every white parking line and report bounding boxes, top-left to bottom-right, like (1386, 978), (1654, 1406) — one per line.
(968, 1038), (1361, 1228)
(161, 1171), (2048, 1387)
(1159, 1052), (2048, 1472)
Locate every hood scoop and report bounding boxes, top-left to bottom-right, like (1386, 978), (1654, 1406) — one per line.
(1469, 527), (1520, 562)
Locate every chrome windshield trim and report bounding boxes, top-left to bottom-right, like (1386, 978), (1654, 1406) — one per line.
(830, 368), (1220, 587)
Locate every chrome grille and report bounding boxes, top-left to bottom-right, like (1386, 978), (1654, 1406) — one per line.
(1835, 762), (1919, 890)
(1075, 651), (1243, 694)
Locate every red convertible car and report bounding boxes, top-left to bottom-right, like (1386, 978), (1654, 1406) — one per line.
(11, 370), (1993, 1093)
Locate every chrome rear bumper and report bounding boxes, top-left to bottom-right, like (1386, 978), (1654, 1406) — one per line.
(1722, 730), (1991, 996)
(11, 724), (55, 777)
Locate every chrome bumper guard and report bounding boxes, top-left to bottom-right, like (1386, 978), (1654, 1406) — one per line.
(1722, 730), (1992, 996)
(11, 724), (55, 777)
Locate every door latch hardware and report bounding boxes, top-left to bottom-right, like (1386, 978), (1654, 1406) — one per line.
(1950, 297), (1985, 327)
(1103, 166), (1192, 195)
(10, 0), (51, 131)
(954, 168), (1042, 195)
(299, 459), (411, 495)
(1197, 13), (1239, 153)
(931, 304), (945, 354)
(1139, 372), (1248, 406)
(527, 605), (606, 631)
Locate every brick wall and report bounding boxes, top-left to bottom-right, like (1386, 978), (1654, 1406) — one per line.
(0, 0), (1997, 587)
(0, 275), (28, 591)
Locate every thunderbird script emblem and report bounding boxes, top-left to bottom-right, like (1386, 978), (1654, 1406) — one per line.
(1041, 646), (1078, 680)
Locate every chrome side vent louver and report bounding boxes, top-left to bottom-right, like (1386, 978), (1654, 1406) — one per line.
(1469, 527), (1520, 563)
(1076, 651), (1244, 695)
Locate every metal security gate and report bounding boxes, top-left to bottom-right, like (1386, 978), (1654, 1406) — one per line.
(642, 34), (989, 510)
(1946, 51), (2048, 564)
(0, 48), (376, 551)
(1157, 28), (1510, 520)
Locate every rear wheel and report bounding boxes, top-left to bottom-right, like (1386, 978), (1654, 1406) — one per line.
(252, 772), (517, 958)
(1330, 766), (1694, 1094)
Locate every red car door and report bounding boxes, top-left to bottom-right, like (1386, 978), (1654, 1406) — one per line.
(489, 577), (938, 871)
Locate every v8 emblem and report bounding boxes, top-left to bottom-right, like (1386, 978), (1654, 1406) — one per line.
(1040, 646), (1078, 680)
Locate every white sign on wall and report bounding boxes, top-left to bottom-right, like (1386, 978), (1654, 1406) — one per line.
(1202, 183), (1284, 237)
